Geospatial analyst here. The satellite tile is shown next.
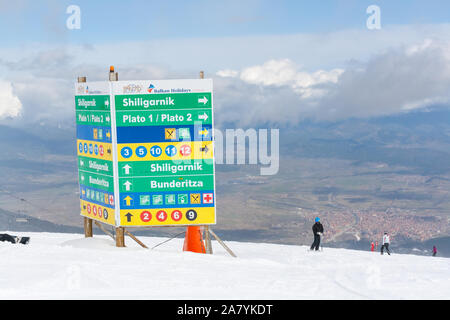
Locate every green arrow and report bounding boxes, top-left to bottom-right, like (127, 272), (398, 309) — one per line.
(123, 164), (132, 175)
(123, 180), (132, 191)
(198, 96), (208, 105)
(198, 112), (208, 121)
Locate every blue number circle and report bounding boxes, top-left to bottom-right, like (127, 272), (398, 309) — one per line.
(150, 145), (162, 157)
(135, 146), (147, 158)
(165, 145), (177, 157)
(121, 147), (132, 158)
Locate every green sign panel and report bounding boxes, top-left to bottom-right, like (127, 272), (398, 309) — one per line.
(116, 109), (212, 126)
(75, 79), (216, 227)
(115, 92), (212, 110)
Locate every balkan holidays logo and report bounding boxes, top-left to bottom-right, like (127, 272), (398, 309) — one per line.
(77, 85), (105, 95)
(148, 83), (192, 94)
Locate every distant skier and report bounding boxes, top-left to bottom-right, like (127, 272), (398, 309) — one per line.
(371, 241), (375, 252)
(310, 217), (323, 251)
(432, 246), (437, 257)
(0, 233), (30, 245)
(380, 232), (391, 255)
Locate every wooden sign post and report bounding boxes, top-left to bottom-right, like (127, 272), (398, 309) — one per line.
(78, 76), (93, 238)
(108, 66), (125, 247)
(75, 67), (233, 256)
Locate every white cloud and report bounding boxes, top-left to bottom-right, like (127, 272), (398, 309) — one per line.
(221, 59), (343, 99)
(1, 25), (450, 126)
(216, 69), (239, 78)
(213, 39), (450, 125)
(0, 80), (22, 119)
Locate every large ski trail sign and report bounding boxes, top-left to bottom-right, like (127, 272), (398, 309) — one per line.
(75, 79), (216, 227)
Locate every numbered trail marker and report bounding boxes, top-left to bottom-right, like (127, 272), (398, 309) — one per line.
(75, 79), (216, 227)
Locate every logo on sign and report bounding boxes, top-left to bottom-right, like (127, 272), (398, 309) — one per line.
(123, 84), (143, 94)
(147, 84), (155, 93)
(77, 85), (86, 94)
(78, 85), (105, 95)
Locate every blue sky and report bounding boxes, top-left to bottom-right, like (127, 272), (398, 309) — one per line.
(1, 0), (450, 45)
(0, 0), (450, 125)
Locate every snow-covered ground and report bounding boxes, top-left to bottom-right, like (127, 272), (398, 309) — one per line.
(0, 231), (448, 299)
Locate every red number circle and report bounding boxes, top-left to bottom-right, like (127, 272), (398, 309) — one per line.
(140, 211), (152, 222)
(171, 210), (182, 221)
(156, 210), (167, 222)
(180, 145), (192, 156)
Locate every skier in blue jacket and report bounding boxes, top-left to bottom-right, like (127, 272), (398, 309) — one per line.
(310, 217), (324, 251)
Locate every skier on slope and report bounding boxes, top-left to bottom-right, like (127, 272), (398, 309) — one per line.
(310, 217), (324, 251)
(380, 232), (391, 255)
(0, 233), (30, 245)
(432, 245), (437, 257)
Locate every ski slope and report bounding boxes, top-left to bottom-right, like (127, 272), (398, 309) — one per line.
(0, 231), (448, 300)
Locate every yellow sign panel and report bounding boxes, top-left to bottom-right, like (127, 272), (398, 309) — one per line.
(80, 199), (116, 226)
(77, 139), (113, 161)
(117, 141), (213, 162)
(119, 207), (215, 227)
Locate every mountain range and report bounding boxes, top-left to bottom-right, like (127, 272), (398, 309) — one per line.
(0, 107), (449, 256)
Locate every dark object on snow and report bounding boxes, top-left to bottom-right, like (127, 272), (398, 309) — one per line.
(0, 234), (30, 245)
(310, 221), (324, 251)
(432, 246), (437, 257)
(19, 237), (30, 245)
(381, 243), (391, 255)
